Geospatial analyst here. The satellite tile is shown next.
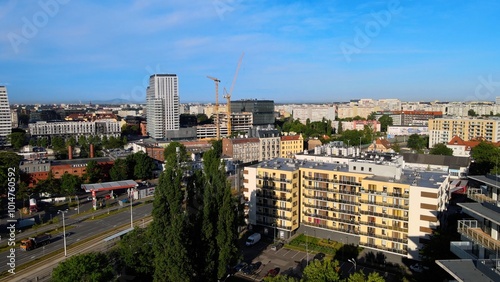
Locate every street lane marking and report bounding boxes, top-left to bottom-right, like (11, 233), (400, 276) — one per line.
(291, 251), (300, 258)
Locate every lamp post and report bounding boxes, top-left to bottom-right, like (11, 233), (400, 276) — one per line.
(348, 258), (356, 272)
(76, 196), (80, 214)
(130, 189), (134, 229)
(58, 209), (68, 257)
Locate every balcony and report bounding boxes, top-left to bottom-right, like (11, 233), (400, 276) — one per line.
(257, 184), (292, 193)
(458, 220), (500, 252)
(303, 203), (337, 212)
(450, 241), (477, 260)
(303, 211), (336, 221)
(360, 210), (408, 221)
(363, 190), (409, 198)
(467, 188), (497, 204)
(358, 230), (408, 244)
(359, 220), (408, 233)
(303, 221), (359, 235)
(360, 243), (408, 255)
(302, 175), (361, 186)
(256, 192), (292, 202)
(256, 220), (292, 230)
(303, 184), (330, 192)
(256, 202), (292, 211)
(302, 193), (335, 202)
(256, 175), (292, 183)
(256, 211), (292, 221)
(359, 199), (408, 210)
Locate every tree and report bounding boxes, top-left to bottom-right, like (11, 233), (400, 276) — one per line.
(378, 115), (393, 132)
(51, 252), (114, 282)
(163, 142), (188, 163)
(367, 112), (377, 121)
(8, 131), (27, 150)
(36, 171), (60, 195)
(468, 109), (477, 116)
(429, 143), (453, 156)
(133, 151), (155, 180)
(348, 271), (385, 282)
(470, 142), (499, 175)
(109, 158), (129, 181)
(151, 155), (193, 281)
(407, 134), (426, 152)
(391, 142), (401, 153)
(60, 173), (82, 197)
(210, 139), (222, 158)
(84, 160), (102, 183)
(263, 275), (297, 282)
(302, 259), (341, 281)
(118, 227), (154, 280)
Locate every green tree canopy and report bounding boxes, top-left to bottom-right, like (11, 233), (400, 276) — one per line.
(133, 151), (155, 180)
(302, 259), (341, 282)
(8, 131), (27, 150)
(84, 160), (102, 183)
(470, 142), (499, 175)
(407, 134), (427, 152)
(118, 227), (154, 280)
(60, 173), (82, 196)
(51, 252), (114, 282)
(468, 109), (477, 116)
(109, 158), (129, 181)
(163, 142), (188, 163)
(429, 143), (453, 156)
(378, 115), (393, 132)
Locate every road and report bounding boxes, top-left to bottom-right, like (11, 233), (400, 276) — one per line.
(0, 201), (152, 275)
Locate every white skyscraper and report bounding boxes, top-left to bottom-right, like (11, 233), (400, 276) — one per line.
(146, 74), (180, 140)
(0, 86), (11, 146)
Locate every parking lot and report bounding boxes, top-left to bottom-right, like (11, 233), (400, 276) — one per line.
(235, 241), (315, 280)
(234, 240), (398, 282)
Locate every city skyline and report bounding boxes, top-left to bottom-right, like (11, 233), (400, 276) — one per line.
(1, 1), (500, 104)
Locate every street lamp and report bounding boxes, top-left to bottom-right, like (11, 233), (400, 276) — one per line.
(58, 209), (68, 257)
(348, 258), (356, 272)
(130, 189), (134, 229)
(75, 195), (80, 214)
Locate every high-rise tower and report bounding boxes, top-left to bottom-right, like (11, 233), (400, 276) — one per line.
(146, 74), (180, 140)
(0, 86), (11, 147)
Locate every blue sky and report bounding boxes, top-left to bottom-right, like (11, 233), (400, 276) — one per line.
(1, 0), (499, 104)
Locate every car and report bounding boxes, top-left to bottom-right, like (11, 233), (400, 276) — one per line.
(243, 261), (262, 275)
(410, 263), (424, 273)
(271, 242), (284, 251)
(313, 252), (325, 261)
(232, 262), (248, 273)
(264, 267), (280, 277)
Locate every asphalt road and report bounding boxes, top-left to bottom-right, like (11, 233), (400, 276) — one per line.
(0, 201), (152, 274)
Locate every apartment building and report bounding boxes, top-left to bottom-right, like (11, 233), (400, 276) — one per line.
(29, 120), (121, 138)
(0, 86), (11, 146)
(429, 117), (500, 148)
(280, 134), (304, 158)
(437, 175), (500, 281)
(243, 159), (301, 239)
(222, 137), (260, 163)
(291, 105), (336, 124)
(243, 154), (452, 260)
(253, 128), (280, 161)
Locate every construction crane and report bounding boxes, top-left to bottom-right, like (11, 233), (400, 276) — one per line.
(207, 76), (221, 140)
(224, 52), (245, 137)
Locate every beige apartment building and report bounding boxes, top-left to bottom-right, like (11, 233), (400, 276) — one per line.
(243, 155), (451, 260)
(280, 134), (304, 158)
(428, 117), (500, 148)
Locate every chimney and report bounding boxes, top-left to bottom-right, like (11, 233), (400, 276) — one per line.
(68, 145), (73, 160)
(90, 143), (94, 158)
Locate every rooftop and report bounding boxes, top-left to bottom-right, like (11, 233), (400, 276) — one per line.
(436, 259), (500, 282)
(458, 202), (500, 226)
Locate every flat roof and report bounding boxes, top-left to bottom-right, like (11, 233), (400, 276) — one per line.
(81, 180), (138, 192)
(458, 202), (500, 225)
(468, 175), (500, 189)
(103, 228), (134, 242)
(436, 259), (498, 282)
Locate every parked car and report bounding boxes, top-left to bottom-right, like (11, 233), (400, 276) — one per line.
(271, 242), (284, 251)
(264, 267), (280, 277)
(410, 263), (424, 273)
(232, 262), (247, 273)
(243, 261), (262, 275)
